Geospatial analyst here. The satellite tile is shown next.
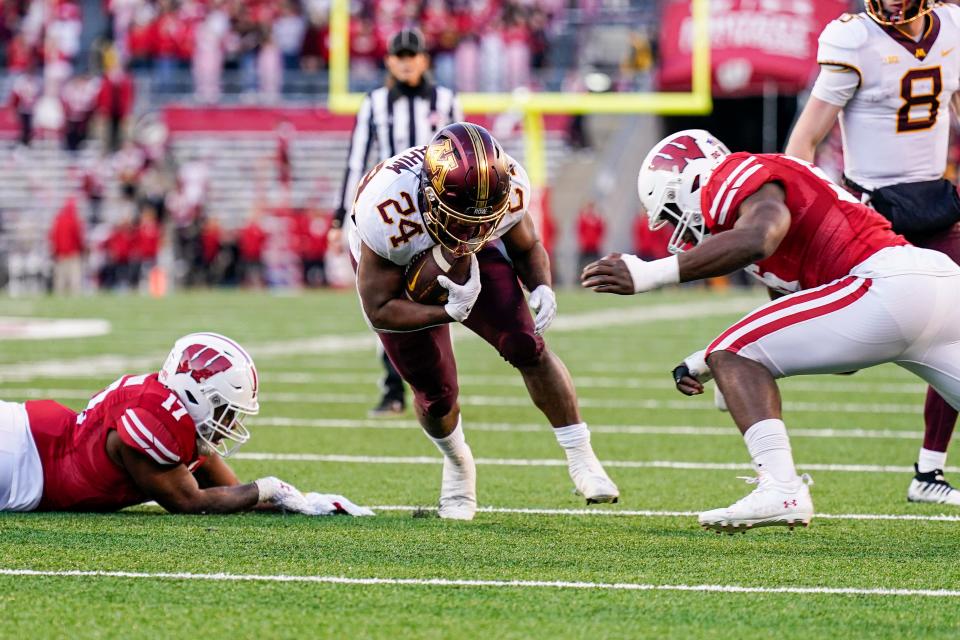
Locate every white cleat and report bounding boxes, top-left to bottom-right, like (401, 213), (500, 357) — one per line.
(567, 446), (620, 504)
(908, 465), (960, 506)
(699, 473), (814, 534)
(437, 446), (477, 520)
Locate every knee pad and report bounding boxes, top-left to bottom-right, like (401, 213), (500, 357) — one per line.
(498, 332), (545, 368)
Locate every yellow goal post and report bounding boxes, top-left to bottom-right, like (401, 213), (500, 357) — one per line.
(327, 0), (712, 190)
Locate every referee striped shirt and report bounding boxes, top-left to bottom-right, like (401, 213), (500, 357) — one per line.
(335, 82), (463, 224)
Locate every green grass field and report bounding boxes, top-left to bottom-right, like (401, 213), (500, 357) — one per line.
(1, 289), (959, 639)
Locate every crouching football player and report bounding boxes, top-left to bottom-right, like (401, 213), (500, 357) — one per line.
(583, 130), (960, 533)
(0, 332), (373, 516)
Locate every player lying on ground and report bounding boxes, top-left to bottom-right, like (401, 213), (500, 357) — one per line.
(581, 130), (960, 533)
(0, 332), (373, 516)
(351, 122), (619, 520)
(786, 0), (960, 505)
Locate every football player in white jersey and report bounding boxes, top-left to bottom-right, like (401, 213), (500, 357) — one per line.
(349, 122), (619, 520)
(786, 0), (960, 506)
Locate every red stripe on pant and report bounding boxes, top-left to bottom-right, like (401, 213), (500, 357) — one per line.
(709, 278), (872, 356)
(706, 276), (858, 355)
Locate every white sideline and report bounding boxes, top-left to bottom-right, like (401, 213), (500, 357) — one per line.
(0, 568), (957, 598)
(0, 388), (928, 415)
(369, 505), (960, 523)
(233, 452), (954, 474)
(250, 417), (922, 441)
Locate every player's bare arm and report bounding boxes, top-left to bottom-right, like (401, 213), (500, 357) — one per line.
(113, 433), (261, 514)
(501, 212), (551, 290)
(193, 453), (240, 488)
(677, 183), (791, 280)
(784, 95), (844, 162)
(357, 242), (454, 331)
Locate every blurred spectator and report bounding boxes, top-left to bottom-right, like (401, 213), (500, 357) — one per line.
(576, 201), (605, 273)
(299, 209), (328, 287)
(49, 196), (85, 296)
(115, 140), (147, 201)
(44, 1), (82, 91)
(81, 160), (108, 224)
(276, 120), (293, 193)
(103, 216), (135, 289)
(633, 212), (671, 261)
(193, 1), (229, 104)
(258, 27), (282, 102)
(273, 0), (306, 70)
(199, 216), (222, 285)
(61, 72), (100, 152)
(97, 49), (135, 153)
(153, 0), (189, 93)
(238, 211), (268, 287)
(132, 205), (161, 288)
(9, 68), (41, 146)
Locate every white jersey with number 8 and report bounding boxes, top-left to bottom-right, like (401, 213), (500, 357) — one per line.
(812, 6), (960, 190)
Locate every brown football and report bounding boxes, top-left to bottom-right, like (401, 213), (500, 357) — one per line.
(404, 245), (471, 305)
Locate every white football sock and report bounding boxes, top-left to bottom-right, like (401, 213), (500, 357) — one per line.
(743, 419), (798, 484)
(553, 422), (590, 450)
(917, 448), (947, 474)
(428, 418), (470, 461)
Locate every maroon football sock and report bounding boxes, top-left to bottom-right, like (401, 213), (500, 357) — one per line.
(922, 387), (959, 453)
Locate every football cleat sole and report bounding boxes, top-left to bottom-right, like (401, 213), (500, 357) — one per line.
(700, 517), (812, 535)
(585, 494), (619, 505)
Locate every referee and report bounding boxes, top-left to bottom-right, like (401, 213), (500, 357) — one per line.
(330, 28), (463, 417)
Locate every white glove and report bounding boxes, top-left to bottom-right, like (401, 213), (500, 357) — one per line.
(304, 492), (376, 517)
(621, 254), (680, 293)
(528, 285), (557, 335)
(255, 476), (312, 514)
(438, 253), (481, 323)
(682, 349), (713, 384)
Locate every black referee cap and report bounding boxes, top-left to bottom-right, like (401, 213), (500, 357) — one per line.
(388, 29), (426, 55)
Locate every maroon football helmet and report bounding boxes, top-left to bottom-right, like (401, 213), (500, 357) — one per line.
(420, 122), (513, 256)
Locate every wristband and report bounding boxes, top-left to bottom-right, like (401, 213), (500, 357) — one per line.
(621, 254), (680, 293)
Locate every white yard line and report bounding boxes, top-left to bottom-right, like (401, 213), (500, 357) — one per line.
(232, 452), (946, 474)
(250, 417), (922, 440)
(0, 388), (927, 415)
(269, 372), (929, 395)
(369, 505), (960, 523)
(0, 568), (956, 598)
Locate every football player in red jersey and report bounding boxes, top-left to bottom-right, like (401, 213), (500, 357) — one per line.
(582, 130), (960, 533)
(0, 333), (372, 517)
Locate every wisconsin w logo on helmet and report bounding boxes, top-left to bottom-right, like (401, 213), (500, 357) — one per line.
(176, 344), (233, 384)
(647, 135), (706, 173)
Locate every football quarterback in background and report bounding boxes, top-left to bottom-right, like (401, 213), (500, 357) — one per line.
(351, 122), (619, 520)
(786, 0), (960, 503)
(0, 332), (372, 516)
(583, 130), (960, 532)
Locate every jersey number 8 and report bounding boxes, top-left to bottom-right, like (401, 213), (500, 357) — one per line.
(898, 67), (942, 133)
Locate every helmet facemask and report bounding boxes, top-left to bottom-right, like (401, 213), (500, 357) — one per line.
(421, 184), (508, 256)
(195, 392), (256, 457)
(865, 0), (931, 25)
(646, 174), (708, 255)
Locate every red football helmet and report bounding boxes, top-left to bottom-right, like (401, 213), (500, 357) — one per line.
(419, 122), (513, 256)
(865, 0), (932, 25)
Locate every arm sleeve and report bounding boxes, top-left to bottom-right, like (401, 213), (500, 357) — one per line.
(335, 94), (375, 225)
(117, 407), (183, 466)
(810, 65), (860, 107)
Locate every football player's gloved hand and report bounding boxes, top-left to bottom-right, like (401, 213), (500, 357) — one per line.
(671, 349), (712, 396)
(581, 253), (679, 294)
(303, 492), (376, 517)
(528, 285), (557, 335)
(255, 476), (312, 514)
(438, 253), (481, 323)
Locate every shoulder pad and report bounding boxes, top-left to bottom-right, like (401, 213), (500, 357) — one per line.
(935, 3), (960, 29)
(819, 14), (869, 49)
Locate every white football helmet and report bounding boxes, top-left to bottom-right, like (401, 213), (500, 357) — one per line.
(637, 129), (730, 254)
(158, 332), (259, 457)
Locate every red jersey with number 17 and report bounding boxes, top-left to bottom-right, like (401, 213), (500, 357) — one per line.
(701, 153), (908, 293)
(25, 373), (204, 511)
